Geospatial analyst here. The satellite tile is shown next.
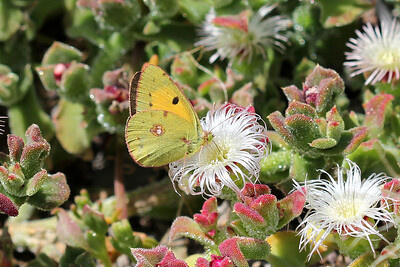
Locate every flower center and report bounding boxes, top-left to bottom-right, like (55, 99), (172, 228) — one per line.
(375, 47), (400, 70)
(202, 139), (231, 166)
(329, 196), (366, 221)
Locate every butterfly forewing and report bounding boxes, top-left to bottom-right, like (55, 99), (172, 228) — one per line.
(126, 64), (207, 167)
(130, 65), (200, 126)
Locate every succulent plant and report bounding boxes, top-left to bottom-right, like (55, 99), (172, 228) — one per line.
(55, 189), (157, 267)
(90, 67), (130, 134)
(264, 66), (368, 182)
(169, 183), (305, 265)
(0, 124), (69, 216)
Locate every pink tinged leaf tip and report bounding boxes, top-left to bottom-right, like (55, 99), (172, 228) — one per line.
(360, 138), (379, 149)
(234, 202), (265, 224)
(276, 189), (306, 228)
(219, 238), (248, 267)
(343, 126), (368, 154)
(25, 124), (47, 144)
(249, 194), (277, 215)
(282, 85), (305, 102)
(219, 237), (270, 266)
(202, 197), (218, 213)
(239, 183), (271, 205)
(169, 217), (214, 247)
(157, 250), (188, 267)
(363, 93), (394, 137)
(54, 208), (87, 249)
(282, 189), (306, 215)
(131, 245), (188, 267)
(7, 135), (24, 162)
(196, 255), (234, 267)
(0, 193), (18, 216)
(194, 197), (218, 230)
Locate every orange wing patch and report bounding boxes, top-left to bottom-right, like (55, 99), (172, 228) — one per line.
(150, 124), (165, 137)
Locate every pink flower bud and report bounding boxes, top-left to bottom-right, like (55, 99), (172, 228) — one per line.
(53, 63), (71, 85)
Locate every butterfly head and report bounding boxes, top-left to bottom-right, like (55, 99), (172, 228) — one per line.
(203, 131), (213, 144)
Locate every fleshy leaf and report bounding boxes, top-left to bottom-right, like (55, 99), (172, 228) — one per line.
(196, 255), (234, 267)
(347, 138), (400, 179)
(309, 137), (337, 149)
(110, 219), (142, 258)
(268, 111), (296, 145)
(234, 203), (266, 235)
(349, 251), (385, 267)
(193, 197), (218, 232)
(259, 150), (292, 183)
(285, 114), (321, 150)
(326, 106), (344, 142)
(35, 65), (58, 91)
(303, 65), (344, 115)
(277, 189), (306, 228)
(25, 169), (47, 196)
(282, 85), (304, 102)
(52, 99), (91, 155)
(341, 127), (368, 155)
(285, 101), (317, 118)
(7, 135), (24, 163)
(85, 230), (111, 266)
(27, 172), (70, 210)
(318, 0), (370, 28)
(0, 0), (23, 41)
(59, 246), (96, 267)
(82, 205), (108, 235)
(219, 237), (270, 266)
(363, 93), (394, 138)
(169, 216), (215, 248)
(54, 209), (88, 249)
(0, 193), (18, 216)
(60, 62), (91, 103)
(41, 42), (82, 65)
(132, 245), (188, 267)
(20, 124), (50, 178)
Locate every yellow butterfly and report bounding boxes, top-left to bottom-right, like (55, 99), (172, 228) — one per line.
(125, 64), (212, 167)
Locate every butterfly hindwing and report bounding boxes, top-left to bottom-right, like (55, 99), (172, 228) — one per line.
(125, 110), (203, 167)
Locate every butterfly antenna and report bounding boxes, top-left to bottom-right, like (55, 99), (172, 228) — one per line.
(159, 46), (228, 102)
(186, 54), (228, 102)
(161, 46), (203, 65)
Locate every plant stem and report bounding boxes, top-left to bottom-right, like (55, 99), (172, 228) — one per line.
(114, 138), (127, 220)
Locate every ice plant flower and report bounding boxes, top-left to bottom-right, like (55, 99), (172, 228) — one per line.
(294, 160), (393, 260)
(196, 5), (291, 64)
(344, 18), (400, 85)
(169, 104), (268, 196)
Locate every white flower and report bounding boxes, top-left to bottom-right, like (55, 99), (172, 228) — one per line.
(294, 160), (393, 260)
(195, 5), (291, 64)
(344, 18), (400, 85)
(169, 104), (268, 196)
